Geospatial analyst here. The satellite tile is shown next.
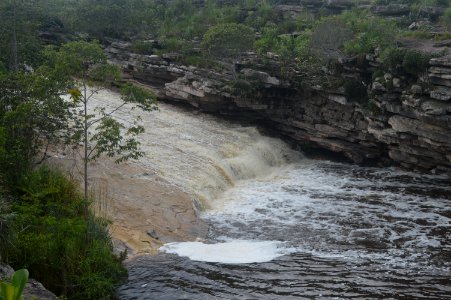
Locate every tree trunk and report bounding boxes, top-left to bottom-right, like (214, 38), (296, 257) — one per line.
(11, 0), (18, 71)
(83, 80), (89, 219)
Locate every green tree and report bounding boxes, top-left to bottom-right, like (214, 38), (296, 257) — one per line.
(47, 40), (157, 217)
(70, 0), (128, 39)
(202, 23), (254, 76)
(0, 71), (71, 186)
(0, 0), (46, 69)
(341, 11), (398, 55)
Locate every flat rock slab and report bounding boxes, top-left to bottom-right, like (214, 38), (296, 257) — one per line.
(49, 152), (207, 257)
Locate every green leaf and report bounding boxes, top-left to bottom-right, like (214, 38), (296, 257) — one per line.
(0, 282), (15, 300)
(120, 83), (158, 112)
(11, 269), (28, 300)
(88, 64), (121, 83)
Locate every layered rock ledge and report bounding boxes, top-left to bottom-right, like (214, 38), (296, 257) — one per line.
(106, 41), (451, 174)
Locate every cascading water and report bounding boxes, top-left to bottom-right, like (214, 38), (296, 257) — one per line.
(90, 90), (451, 299)
(90, 90), (300, 208)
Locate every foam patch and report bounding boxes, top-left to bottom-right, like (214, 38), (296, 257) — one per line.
(161, 240), (294, 264)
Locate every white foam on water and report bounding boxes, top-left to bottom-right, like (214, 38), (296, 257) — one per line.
(203, 161), (451, 269)
(160, 240), (295, 264)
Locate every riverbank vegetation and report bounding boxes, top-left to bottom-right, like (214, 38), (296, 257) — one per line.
(2, 167), (126, 299)
(0, 61), (128, 299)
(0, 2), (155, 297)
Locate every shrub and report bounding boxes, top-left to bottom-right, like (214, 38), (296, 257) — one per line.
(380, 47), (406, 71)
(229, 77), (259, 98)
(380, 48), (431, 77)
(202, 23), (254, 59)
(178, 55), (218, 69)
(3, 167), (126, 299)
(436, 0), (450, 6)
(244, 1), (278, 30)
(158, 37), (192, 54)
(372, 70), (384, 81)
(442, 7), (451, 31)
(341, 12), (398, 55)
(402, 50), (431, 76)
(132, 41), (157, 55)
(254, 25), (280, 55)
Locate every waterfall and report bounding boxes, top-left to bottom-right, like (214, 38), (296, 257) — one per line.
(90, 89), (301, 208)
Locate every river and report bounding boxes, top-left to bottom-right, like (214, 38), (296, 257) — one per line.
(90, 90), (451, 299)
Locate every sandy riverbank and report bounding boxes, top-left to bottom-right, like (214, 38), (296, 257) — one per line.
(50, 152), (207, 257)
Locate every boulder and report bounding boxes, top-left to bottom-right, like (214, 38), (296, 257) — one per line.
(0, 263), (14, 278)
(430, 87), (451, 101)
(328, 94), (347, 105)
(241, 68), (281, 86)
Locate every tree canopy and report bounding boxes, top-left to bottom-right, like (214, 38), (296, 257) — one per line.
(44, 40), (157, 212)
(202, 23), (255, 59)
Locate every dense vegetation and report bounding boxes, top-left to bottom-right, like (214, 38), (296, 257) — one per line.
(1, 0), (449, 72)
(0, 0), (449, 298)
(1, 167), (126, 299)
(0, 2), (156, 299)
(0, 36), (156, 298)
(0, 54), (129, 299)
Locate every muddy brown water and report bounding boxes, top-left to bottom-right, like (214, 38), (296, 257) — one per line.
(118, 163), (451, 299)
(70, 90), (450, 299)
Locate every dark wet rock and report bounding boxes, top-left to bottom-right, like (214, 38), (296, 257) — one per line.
(0, 263), (57, 300)
(430, 86), (451, 101)
(418, 6), (446, 19)
(23, 279), (58, 300)
(147, 229), (160, 240)
(0, 263), (14, 278)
